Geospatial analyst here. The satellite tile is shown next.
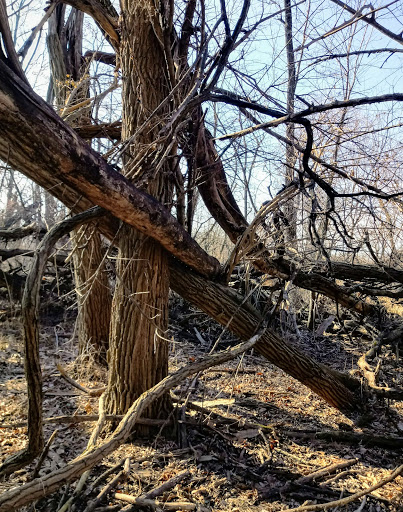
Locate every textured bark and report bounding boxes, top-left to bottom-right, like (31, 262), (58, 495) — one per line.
(0, 59), (219, 277)
(0, 208), (103, 477)
(72, 224), (111, 365)
(105, 0), (174, 424)
(106, 232), (170, 419)
(47, 6), (112, 365)
(170, 259), (360, 412)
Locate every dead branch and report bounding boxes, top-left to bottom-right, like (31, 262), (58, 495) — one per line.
(295, 459), (359, 485)
(284, 464), (403, 511)
(0, 222), (45, 240)
(329, 0), (403, 45)
(30, 429), (59, 481)
(57, 363), (106, 397)
(0, 333), (261, 511)
(115, 493), (196, 510)
(17, 2), (57, 60)
(282, 429), (403, 449)
(358, 354), (403, 400)
(0, 415), (169, 429)
(142, 470), (190, 500)
(83, 458), (131, 512)
(0, 207), (105, 478)
(74, 120), (121, 139)
(54, 0), (120, 47)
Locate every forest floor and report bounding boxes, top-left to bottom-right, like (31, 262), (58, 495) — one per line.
(0, 296), (402, 512)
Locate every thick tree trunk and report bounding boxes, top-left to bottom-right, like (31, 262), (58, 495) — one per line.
(105, 0), (173, 423)
(106, 230), (170, 419)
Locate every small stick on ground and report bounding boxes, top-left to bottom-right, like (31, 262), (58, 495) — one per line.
(295, 458), (359, 485)
(115, 493), (196, 510)
(83, 457), (131, 512)
(284, 464), (403, 512)
(142, 469), (191, 500)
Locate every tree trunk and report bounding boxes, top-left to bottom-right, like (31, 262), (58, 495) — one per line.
(106, 230), (170, 420)
(47, 6), (112, 365)
(105, 0), (173, 424)
(170, 259), (361, 412)
(72, 224), (111, 365)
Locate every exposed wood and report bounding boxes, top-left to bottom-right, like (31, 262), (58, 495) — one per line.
(74, 120), (121, 139)
(53, 0), (120, 47)
(295, 459), (359, 485)
(142, 470), (190, 500)
(357, 354), (403, 400)
(115, 493), (196, 510)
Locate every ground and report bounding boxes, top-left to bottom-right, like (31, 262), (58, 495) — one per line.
(0, 296), (402, 512)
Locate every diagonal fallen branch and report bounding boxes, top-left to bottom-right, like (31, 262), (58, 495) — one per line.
(284, 464), (403, 511)
(0, 330), (262, 512)
(295, 459), (359, 486)
(56, 363), (107, 397)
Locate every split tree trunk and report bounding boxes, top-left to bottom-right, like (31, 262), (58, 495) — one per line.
(47, 6), (112, 365)
(105, 0), (173, 423)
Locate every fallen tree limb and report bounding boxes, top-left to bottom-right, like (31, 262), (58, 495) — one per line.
(170, 259), (361, 412)
(0, 61), (220, 278)
(0, 222), (45, 240)
(284, 464), (403, 511)
(357, 354), (403, 400)
(0, 415), (169, 429)
(0, 332), (261, 511)
(282, 430), (403, 449)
